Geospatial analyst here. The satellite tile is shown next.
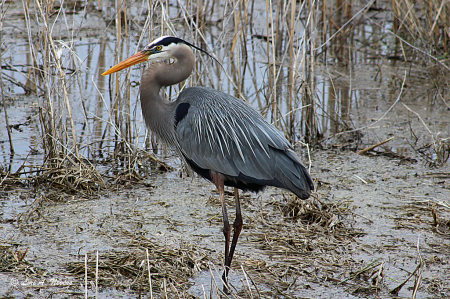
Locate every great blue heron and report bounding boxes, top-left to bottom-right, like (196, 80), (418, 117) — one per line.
(102, 36), (314, 292)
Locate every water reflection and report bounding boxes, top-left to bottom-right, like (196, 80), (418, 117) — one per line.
(0, 0), (448, 173)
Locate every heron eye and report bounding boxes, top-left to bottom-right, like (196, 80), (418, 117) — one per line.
(155, 45), (162, 51)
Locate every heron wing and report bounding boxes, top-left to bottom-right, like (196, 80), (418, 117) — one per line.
(175, 87), (313, 197)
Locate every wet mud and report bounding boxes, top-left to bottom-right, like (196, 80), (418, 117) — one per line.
(2, 146), (450, 298)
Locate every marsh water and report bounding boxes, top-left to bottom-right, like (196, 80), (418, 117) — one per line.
(1, 0), (450, 298)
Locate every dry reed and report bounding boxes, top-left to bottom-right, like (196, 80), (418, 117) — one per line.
(1, 0), (321, 192)
(66, 233), (212, 298)
(1, 0), (448, 193)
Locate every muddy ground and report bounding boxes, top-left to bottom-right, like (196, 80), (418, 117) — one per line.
(1, 138), (450, 298)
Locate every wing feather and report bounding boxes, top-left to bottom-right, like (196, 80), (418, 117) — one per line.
(175, 86), (313, 196)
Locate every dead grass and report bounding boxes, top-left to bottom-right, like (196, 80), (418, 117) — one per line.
(0, 244), (44, 277)
(393, 199), (450, 236)
(31, 158), (105, 195)
(54, 194), (364, 298)
(65, 233), (212, 297)
(235, 195), (365, 296)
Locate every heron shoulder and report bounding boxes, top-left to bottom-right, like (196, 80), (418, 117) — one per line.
(176, 86), (291, 153)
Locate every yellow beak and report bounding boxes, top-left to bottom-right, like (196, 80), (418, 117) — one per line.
(102, 51), (150, 76)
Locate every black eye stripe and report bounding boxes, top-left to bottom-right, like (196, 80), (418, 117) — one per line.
(156, 36), (184, 47)
(146, 36), (223, 69)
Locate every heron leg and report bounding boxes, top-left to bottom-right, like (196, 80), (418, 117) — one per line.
(210, 172), (231, 292)
(222, 188), (243, 295)
(227, 188), (243, 271)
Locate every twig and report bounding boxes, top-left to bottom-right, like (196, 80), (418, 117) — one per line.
(401, 103), (436, 150)
(95, 250), (99, 299)
(1, 72), (38, 94)
(373, 261), (384, 287)
(241, 265), (261, 298)
(208, 263), (221, 298)
(353, 174), (368, 184)
(339, 258), (382, 284)
(357, 137), (395, 154)
(146, 248), (153, 299)
(240, 265), (253, 298)
(412, 234), (423, 299)
(390, 260), (422, 295)
(163, 278), (168, 299)
(85, 253), (88, 299)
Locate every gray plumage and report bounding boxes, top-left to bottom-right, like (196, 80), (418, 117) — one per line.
(175, 86), (313, 199)
(102, 36), (314, 292)
(132, 37), (313, 198)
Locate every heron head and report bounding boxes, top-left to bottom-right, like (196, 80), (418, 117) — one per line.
(102, 36), (217, 76)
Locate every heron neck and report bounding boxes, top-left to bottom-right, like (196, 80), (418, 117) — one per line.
(139, 47), (194, 145)
(139, 73), (173, 144)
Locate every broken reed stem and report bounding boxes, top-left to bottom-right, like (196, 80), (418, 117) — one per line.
(146, 248), (153, 299)
(339, 258), (383, 285)
(401, 103), (436, 149)
(113, 0), (122, 153)
(288, 0), (296, 141)
(411, 234), (423, 299)
(96, 250), (99, 299)
(85, 253), (88, 299)
(241, 265), (260, 298)
(374, 262), (384, 287)
(0, 9), (14, 155)
(357, 136), (395, 155)
(390, 260), (423, 295)
(163, 278), (168, 299)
